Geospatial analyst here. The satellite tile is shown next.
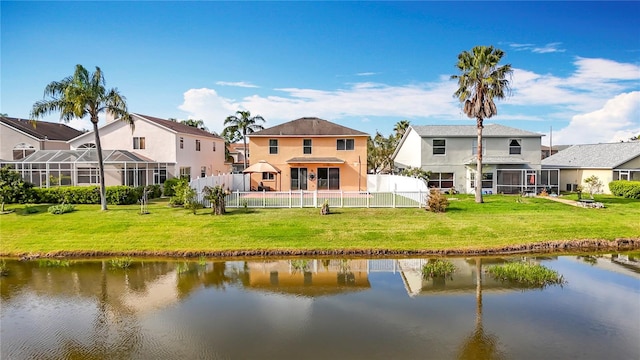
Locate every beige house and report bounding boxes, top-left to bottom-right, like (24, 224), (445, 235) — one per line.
(542, 142), (640, 194)
(0, 116), (83, 160)
(69, 113), (227, 182)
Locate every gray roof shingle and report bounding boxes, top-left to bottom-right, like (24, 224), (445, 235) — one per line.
(1, 116), (84, 141)
(250, 117), (368, 137)
(541, 142), (640, 169)
(412, 124), (542, 138)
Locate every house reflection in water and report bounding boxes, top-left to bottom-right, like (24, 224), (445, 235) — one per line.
(246, 259), (371, 298)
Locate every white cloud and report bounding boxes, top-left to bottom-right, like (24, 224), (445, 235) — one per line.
(177, 57), (639, 140)
(571, 57), (640, 82)
(356, 72), (377, 76)
(532, 42), (565, 54)
(63, 118), (92, 132)
(178, 88), (240, 133)
(552, 91), (640, 144)
(215, 81), (259, 88)
(179, 82), (461, 131)
(510, 42), (565, 53)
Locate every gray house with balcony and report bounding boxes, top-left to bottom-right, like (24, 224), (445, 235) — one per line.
(392, 124), (559, 194)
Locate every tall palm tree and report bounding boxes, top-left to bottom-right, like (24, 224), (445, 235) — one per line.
(451, 46), (512, 203)
(180, 118), (208, 131)
(31, 64), (132, 210)
(393, 120), (410, 140)
(223, 110), (265, 171)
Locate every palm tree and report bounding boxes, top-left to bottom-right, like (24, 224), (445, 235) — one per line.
(451, 46), (512, 203)
(393, 120), (410, 140)
(223, 110), (265, 171)
(31, 64), (132, 210)
(180, 118), (208, 131)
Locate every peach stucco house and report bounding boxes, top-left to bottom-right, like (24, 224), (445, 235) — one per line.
(247, 117), (368, 191)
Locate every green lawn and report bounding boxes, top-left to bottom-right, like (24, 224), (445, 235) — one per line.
(1, 194), (638, 257)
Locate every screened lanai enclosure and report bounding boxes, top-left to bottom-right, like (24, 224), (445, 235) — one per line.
(0, 150), (174, 188)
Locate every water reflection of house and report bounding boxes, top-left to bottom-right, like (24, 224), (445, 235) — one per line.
(572, 254), (640, 279)
(395, 258), (523, 297)
(246, 259), (371, 298)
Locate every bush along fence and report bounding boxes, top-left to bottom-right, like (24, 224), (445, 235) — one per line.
(609, 180), (640, 199)
(195, 189), (429, 209)
(25, 185), (162, 205)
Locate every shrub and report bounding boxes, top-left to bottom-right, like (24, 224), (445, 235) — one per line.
(162, 178), (181, 197)
(0, 166), (33, 212)
(109, 257), (133, 269)
(27, 186), (150, 205)
(203, 185), (228, 215)
(609, 180), (640, 199)
(320, 200), (330, 215)
(422, 259), (456, 279)
(38, 259), (72, 267)
(486, 262), (565, 288)
(48, 203), (75, 214)
(169, 178), (193, 207)
(426, 188), (449, 213)
(583, 175), (603, 198)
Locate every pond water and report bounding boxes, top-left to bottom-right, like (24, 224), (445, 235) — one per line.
(1, 254), (639, 359)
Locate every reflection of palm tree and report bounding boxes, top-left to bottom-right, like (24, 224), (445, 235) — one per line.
(337, 259), (355, 286)
(58, 260), (142, 359)
(458, 258), (505, 360)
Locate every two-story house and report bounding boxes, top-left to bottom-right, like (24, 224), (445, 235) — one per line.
(393, 124), (559, 194)
(0, 116), (83, 160)
(227, 143), (249, 174)
(69, 113), (227, 183)
(247, 117), (369, 191)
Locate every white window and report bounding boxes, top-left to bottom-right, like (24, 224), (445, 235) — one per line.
(262, 173), (275, 180)
(179, 167), (191, 181)
(200, 166), (206, 178)
(471, 172), (494, 189)
(303, 139), (312, 154)
(12, 143), (36, 160)
(180, 137), (184, 149)
(336, 139), (354, 151)
(269, 139), (278, 154)
(133, 137), (146, 149)
(472, 139), (486, 155)
(428, 173), (454, 189)
(433, 139), (446, 155)
(509, 139), (522, 155)
(196, 139), (201, 151)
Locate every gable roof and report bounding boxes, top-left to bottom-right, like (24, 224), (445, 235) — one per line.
(541, 142), (640, 169)
(1, 116), (84, 141)
(250, 117), (369, 137)
(411, 124), (542, 138)
(134, 114), (222, 139)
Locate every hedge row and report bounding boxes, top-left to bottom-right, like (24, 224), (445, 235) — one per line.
(609, 180), (640, 199)
(26, 185), (162, 205)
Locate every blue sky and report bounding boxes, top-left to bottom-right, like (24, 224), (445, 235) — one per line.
(2, 1), (639, 145)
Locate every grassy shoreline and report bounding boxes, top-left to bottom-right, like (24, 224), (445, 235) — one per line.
(1, 195), (639, 258)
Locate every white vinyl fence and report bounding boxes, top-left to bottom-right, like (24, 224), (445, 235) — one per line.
(190, 174), (429, 209)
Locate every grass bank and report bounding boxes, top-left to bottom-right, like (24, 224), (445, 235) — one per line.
(1, 194), (638, 258)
